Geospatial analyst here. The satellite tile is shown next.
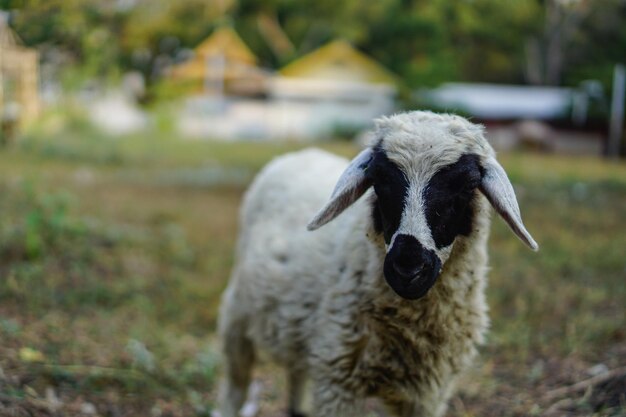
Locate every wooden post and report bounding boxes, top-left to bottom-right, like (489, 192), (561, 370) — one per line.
(0, 32), (4, 114)
(608, 64), (625, 158)
(19, 49), (40, 125)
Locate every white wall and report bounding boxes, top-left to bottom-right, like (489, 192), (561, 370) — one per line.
(177, 78), (396, 141)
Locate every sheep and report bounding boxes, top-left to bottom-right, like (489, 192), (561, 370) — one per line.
(217, 111), (538, 417)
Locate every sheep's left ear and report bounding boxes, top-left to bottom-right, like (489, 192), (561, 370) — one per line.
(479, 157), (539, 251)
(307, 148), (374, 231)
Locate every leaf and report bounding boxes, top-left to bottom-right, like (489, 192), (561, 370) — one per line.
(19, 347), (45, 363)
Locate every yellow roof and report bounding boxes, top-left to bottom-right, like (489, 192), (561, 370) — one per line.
(280, 40), (397, 85)
(194, 26), (257, 65)
(170, 27), (261, 81)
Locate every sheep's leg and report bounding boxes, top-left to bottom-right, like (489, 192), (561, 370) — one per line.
(287, 369), (308, 417)
(382, 390), (450, 417)
(218, 324), (256, 417)
(383, 398), (419, 417)
(386, 399), (449, 417)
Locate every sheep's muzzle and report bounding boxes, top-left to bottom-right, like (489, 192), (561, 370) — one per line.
(383, 234), (441, 300)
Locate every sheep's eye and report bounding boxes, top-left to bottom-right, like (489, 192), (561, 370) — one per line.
(367, 150), (410, 243)
(368, 162), (399, 195)
(424, 154), (482, 249)
(368, 163), (387, 180)
(373, 182), (391, 198)
(445, 172), (480, 195)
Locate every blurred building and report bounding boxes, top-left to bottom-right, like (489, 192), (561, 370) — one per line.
(169, 26), (269, 97)
(269, 40), (397, 139)
(0, 12), (40, 136)
(420, 83), (574, 120)
(174, 33), (398, 141)
(418, 83), (604, 155)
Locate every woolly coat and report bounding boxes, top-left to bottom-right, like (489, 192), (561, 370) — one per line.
(218, 112), (509, 417)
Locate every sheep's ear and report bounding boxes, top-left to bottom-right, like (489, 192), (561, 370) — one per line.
(307, 148), (374, 231)
(479, 157), (539, 251)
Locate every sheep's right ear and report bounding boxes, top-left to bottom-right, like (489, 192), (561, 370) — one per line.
(307, 148), (374, 231)
(479, 156), (539, 251)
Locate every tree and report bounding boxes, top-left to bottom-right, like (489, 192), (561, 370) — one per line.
(2, 0), (624, 93)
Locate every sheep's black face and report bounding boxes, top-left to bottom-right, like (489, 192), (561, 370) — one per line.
(368, 149), (408, 244)
(368, 149), (483, 300)
(423, 154), (483, 249)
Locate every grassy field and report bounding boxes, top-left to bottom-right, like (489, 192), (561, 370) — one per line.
(0, 120), (625, 416)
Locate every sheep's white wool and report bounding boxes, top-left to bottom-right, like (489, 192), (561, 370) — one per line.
(218, 111), (535, 417)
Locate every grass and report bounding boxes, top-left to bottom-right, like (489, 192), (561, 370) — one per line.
(0, 118), (625, 416)
(455, 153), (626, 417)
(488, 169), (626, 356)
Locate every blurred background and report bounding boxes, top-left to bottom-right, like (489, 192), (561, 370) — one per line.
(0, 0), (625, 416)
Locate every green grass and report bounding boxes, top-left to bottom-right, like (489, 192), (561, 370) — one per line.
(0, 119), (625, 416)
(458, 153), (626, 417)
(488, 161), (626, 358)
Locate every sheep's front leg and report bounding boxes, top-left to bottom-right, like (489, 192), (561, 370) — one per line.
(218, 323), (256, 417)
(383, 399), (416, 417)
(382, 387), (451, 417)
(287, 369), (308, 417)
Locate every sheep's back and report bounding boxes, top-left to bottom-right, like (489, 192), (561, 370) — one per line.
(241, 148), (347, 234)
(227, 148), (363, 363)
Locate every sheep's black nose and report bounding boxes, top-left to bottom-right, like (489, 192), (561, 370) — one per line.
(391, 252), (424, 278)
(384, 234), (442, 300)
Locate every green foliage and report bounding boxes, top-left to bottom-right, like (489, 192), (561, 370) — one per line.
(19, 109), (129, 165)
(563, 0), (626, 87)
(443, 0), (543, 83)
(5, 0), (626, 92)
(488, 176), (626, 359)
(1, 184), (129, 310)
(0, 124), (356, 414)
(0, 180), (221, 412)
(8, 0), (124, 83)
(1, 127), (626, 414)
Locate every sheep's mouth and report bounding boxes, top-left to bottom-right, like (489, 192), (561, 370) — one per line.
(383, 267), (440, 300)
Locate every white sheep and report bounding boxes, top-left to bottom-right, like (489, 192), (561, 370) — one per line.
(217, 111), (538, 417)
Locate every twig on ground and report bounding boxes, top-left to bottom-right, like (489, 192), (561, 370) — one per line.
(543, 397), (576, 415)
(543, 366), (626, 402)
